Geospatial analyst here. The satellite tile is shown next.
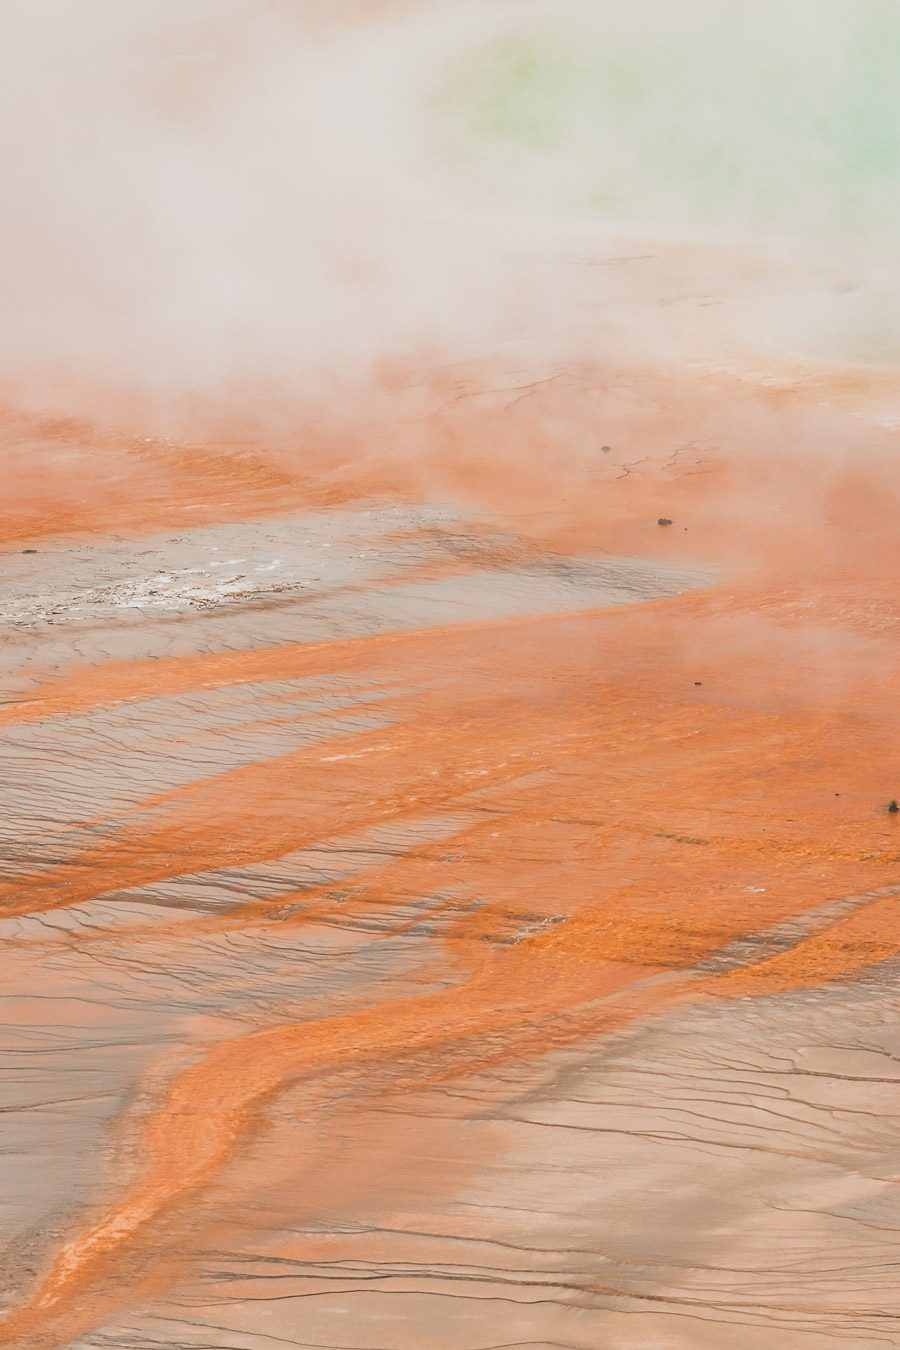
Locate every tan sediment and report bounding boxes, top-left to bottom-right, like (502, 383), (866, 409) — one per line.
(1, 358), (898, 1349)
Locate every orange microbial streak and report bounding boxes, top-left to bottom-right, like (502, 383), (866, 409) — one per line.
(0, 365), (898, 1348)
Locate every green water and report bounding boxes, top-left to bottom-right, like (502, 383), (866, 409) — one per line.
(439, 1), (900, 256)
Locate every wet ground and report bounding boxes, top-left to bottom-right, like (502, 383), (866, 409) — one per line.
(0, 349), (898, 1350)
(1, 3), (899, 1343)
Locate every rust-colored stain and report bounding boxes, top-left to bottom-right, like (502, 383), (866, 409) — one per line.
(0, 362), (898, 1349)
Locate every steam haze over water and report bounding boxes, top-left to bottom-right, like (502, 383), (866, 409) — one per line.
(2, 0), (900, 426)
(1, 11), (900, 1350)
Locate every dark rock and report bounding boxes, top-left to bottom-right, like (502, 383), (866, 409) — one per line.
(657, 517), (673, 527)
(889, 800), (899, 814)
(22, 548), (38, 554)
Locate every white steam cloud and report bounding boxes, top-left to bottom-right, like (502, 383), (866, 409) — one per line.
(1, 0), (898, 430)
(0, 1), (534, 421)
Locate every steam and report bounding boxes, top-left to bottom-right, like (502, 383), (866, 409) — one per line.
(0, 1), (526, 421)
(1, 0), (898, 431)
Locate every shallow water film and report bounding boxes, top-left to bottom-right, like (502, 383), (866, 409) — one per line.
(1, 4), (898, 1349)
